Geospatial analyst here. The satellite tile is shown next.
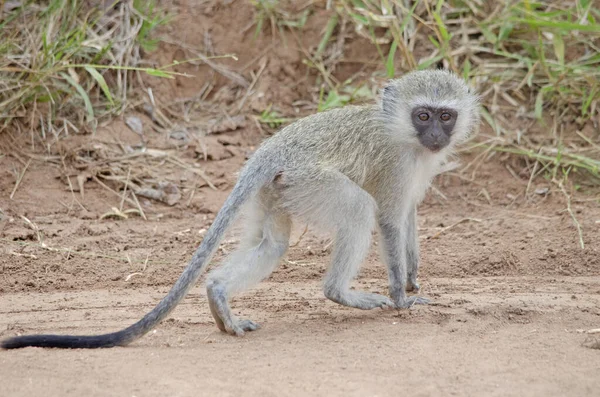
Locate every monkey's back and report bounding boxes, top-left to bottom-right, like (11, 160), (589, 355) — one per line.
(253, 105), (395, 189)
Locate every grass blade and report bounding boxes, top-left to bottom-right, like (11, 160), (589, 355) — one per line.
(386, 39), (398, 78)
(315, 13), (339, 59)
(84, 66), (115, 106)
(59, 72), (94, 123)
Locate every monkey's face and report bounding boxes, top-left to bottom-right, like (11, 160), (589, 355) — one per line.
(411, 107), (457, 152)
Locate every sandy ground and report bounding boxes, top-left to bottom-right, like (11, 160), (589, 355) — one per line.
(1, 1), (599, 396)
(1, 277), (599, 397)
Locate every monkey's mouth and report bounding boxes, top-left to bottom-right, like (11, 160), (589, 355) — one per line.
(417, 134), (448, 153)
(423, 144), (443, 153)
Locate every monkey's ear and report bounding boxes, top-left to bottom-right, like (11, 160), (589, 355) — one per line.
(381, 84), (396, 115)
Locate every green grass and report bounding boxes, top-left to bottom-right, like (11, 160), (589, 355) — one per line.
(297, 0), (599, 183)
(2, 0), (598, 187)
(251, 0), (309, 39)
(0, 0), (171, 137)
(257, 104), (294, 128)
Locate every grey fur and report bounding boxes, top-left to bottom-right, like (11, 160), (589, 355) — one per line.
(1, 69), (479, 349)
(405, 206), (420, 292)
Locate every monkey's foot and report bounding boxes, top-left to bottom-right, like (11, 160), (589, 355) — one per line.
(326, 289), (394, 310)
(394, 295), (429, 309)
(227, 318), (261, 337)
(207, 282), (261, 336)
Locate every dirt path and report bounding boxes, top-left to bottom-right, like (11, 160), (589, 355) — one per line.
(1, 277), (599, 396)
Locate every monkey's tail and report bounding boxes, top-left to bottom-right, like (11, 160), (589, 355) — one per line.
(1, 159), (279, 349)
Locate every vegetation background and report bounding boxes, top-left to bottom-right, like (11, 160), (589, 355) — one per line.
(1, 0), (598, 241)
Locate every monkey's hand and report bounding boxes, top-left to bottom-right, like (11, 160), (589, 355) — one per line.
(393, 295), (429, 309)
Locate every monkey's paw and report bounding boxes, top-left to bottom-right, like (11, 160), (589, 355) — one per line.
(326, 289), (394, 310)
(228, 319), (261, 337)
(394, 296), (429, 309)
(349, 292), (395, 310)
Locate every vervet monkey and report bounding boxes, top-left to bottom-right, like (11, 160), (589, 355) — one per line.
(2, 69), (480, 349)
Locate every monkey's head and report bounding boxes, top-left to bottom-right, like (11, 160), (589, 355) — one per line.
(380, 69), (480, 153)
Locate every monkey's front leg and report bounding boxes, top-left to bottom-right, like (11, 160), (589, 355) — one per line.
(378, 217), (429, 308)
(405, 206), (420, 292)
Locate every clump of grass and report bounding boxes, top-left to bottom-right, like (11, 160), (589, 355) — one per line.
(317, 84), (375, 112)
(256, 104), (293, 129)
(251, 0), (310, 39)
(0, 0), (171, 140)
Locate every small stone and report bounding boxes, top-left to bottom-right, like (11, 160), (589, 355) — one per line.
(125, 115), (143, 135)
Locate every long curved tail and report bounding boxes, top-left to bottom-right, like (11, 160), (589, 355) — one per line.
(1, 159), (278, 349)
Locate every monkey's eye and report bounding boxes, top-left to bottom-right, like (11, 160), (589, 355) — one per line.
(418, 113), (429, 121)
(440, 112), (452, 122)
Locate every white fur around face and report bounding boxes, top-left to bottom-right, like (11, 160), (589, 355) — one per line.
(380, 69), (480, 150)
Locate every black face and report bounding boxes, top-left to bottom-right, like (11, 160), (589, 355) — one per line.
(411, 107), (458, 152)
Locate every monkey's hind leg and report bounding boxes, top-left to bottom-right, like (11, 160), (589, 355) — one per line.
(206, 199), (291, 336)
(280, 169), (393, 310)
